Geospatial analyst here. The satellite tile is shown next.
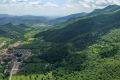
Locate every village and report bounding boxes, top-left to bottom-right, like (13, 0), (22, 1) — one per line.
(0, 43), (32, 79)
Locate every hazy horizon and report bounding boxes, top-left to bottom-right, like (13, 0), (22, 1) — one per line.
(0, 0), (120, 16)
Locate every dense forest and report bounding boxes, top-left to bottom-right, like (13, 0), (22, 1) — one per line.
(0, 5), (120, 80)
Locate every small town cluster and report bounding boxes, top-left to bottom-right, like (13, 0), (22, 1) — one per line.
(0, 48), (31, 76)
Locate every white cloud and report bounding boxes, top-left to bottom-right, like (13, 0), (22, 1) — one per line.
(17, 0), (25, 1)
(78, 1), (91, 8)
(11, 0), (17, 2)
(0, 0), (120, 16)
(112, 0), (120, 5)
(43, 2), (59, 7)
(28, 1), (40, 5)
(65, 4), (75, 8)
(95, 0), (107, 5)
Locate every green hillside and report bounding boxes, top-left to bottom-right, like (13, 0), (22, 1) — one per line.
(35, 7), (120, 49)
(0, 5), (120, 80)
(0, 23), (29, 39)
(8, 5), (120, 80)
(11, 27), (120, 80)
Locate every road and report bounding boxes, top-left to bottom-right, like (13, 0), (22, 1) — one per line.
(9, 62), (21, 80)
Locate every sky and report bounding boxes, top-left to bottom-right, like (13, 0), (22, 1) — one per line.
(0, 0), (120, 16)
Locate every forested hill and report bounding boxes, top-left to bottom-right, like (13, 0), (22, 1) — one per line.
(0, 23), (29, 39)
(1, 5), (120, 80)
(88, 5), (120, 16)
(35, 5), (120, 48)
(10, 5), (120, 80)
(0, 15), (48, 25)
(49, 12), (87, 24)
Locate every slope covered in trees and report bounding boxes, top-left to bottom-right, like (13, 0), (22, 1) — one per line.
(11, 27), (120, 80)
(9, 5), (120, 80)
(35, 5), (120, 49)
(0, 23), (29, 39)
(0, 5), (120, 80)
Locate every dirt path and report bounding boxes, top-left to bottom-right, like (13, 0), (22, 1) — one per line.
(9, 62), (21, 80)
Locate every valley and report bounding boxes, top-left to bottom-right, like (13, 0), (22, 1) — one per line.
(0, 5), (120, 80)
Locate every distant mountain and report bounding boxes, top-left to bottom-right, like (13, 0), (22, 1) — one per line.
(49, 12), (87, 24)
(49, 5), (120, 25)
(88, 5), (120, 16)
(0, 23), (29, 39)
(0, 15), (49, 25)
(35, 5), (120, 48)
(48, 5), (120, 26)
(0, 14), (10, 18)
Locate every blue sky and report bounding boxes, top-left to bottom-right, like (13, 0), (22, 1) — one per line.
(0, 0), (120, 16)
